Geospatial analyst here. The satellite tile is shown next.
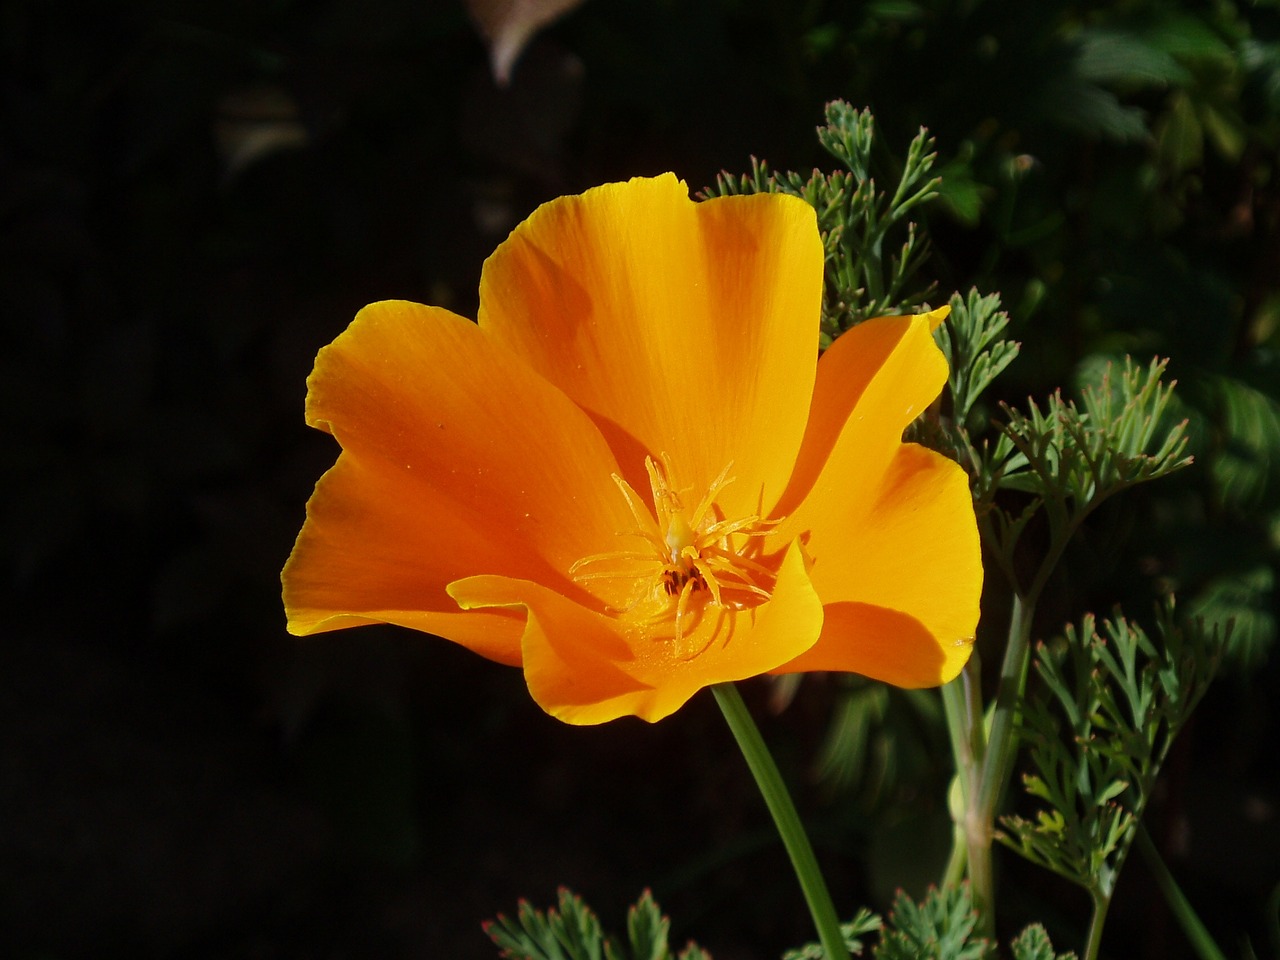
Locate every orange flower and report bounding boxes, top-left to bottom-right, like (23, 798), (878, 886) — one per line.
(282, 174), (982, 724)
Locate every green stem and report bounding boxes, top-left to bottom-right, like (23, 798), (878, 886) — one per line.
(976, 592), (1034, 817)
(942, 822), (968, 889)
(1135, 825), (1229, 960)
(712, 683), (850, 960)
(1083, 889), (1111, 960)
(941, 656), (985, 890)
(968, 591), (1036, 934)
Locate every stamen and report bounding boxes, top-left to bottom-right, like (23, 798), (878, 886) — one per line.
(570, 454), (785, 653)
(689, 461), (735, 529)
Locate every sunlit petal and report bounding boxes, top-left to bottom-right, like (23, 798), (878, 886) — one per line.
(283, 300), (639, 661)
(478, 174), (824, 518)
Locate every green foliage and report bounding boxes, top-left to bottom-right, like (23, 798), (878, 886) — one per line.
(490, 889), (1084, 960)
(1000, 604), (1226, 899)
(485, 889), (710, 960)
(704, 101), (940, 345)
(1187, 564), (1276, 669)
(999, 357), (1190, 508)
(1203, 373), (1280, 510)
(1008, 924), (1077, 960)
(933, 289), (1021, 432)
(981, 357), (1193, 593)
(783, 888), (1065, 960)
(929, 291), (1192, 520)
(781, 909), (882, 959)
(874, 886), (992, 960)
(810, 680), (948, 806)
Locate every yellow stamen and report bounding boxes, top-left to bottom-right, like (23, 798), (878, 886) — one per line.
(571, 454), (783, 650)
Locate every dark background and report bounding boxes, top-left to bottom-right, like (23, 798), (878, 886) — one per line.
(4, 1), (1280, 957)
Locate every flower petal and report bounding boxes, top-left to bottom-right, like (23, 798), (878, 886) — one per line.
(773, 602), (964, 687)
(772, 310), (950, 527)
(774, 443), (981, 686)
(449, 575), (654, 718)
(477, 174), (824, 519)
(282, 300), (640, 662)
(450, 539), (823, 723)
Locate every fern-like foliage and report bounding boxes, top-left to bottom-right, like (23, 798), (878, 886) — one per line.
(933, 289), (1021, 434)
(1000, 603), (1226, 900)
(484, 889), (710, 960)
(873, 886), (993, 960)
(978, 356), (1192, 594)
(781, 908), (881, 959)
(1008, 924), (1078, 960)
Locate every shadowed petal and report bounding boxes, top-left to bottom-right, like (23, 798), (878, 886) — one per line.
(772, 603), (958, 687)
(478, 174), (824, 519)
(773, 443), (981, 686)
(283, 301), (639, 662)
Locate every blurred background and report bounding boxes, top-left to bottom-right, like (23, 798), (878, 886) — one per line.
(3, 0), (1279, 957)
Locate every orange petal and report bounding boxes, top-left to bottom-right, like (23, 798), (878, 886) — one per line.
(774, 443), (981, 686)
(285, 451), (524, 664)
(451, 539), (823, 723)
(478, 174), (824, 520)
(282, 301), (639, 663)
(772, 602), (963, 688)
(449, 575), (654, 718)
(772, 311), (950, 528)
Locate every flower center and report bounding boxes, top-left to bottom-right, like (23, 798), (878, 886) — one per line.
(571, 454), (780, 655)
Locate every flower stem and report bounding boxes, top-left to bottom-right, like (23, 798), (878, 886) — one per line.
(712, 683), (850, 960)
(1135, 825), (1228, 960)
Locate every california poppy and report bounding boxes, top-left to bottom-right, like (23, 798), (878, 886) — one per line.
(282, 174), (981, 724)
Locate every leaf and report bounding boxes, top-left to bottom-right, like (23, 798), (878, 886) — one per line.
(625, 890), (675, 960)
(782, 909), (881, 959)
(1206, 374), (1280, 508)
(984, 356), (1191, 588)
(1042, 78), (1147, 142)
(874, 886), (993, 960)
(1009, 923), (1077, 960)
(485, 889), (709, 960)
(1143, 11), (1233, 63)
(1187, 566), (1276, 668)
(467, 0), (587, 85)
(1075, 29), (1191, 87)
(485, 890), (600, 960)
(1000, 604), (1225, 897)
(933, 289), (1020, 432)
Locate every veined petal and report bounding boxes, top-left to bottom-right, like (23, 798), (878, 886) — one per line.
(774, 443), (982, 686)
(477, 174), (824, 520)
(451, 539), (823, 724)
(282, 301), (639, 662)
(285, 453), (525, 664)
